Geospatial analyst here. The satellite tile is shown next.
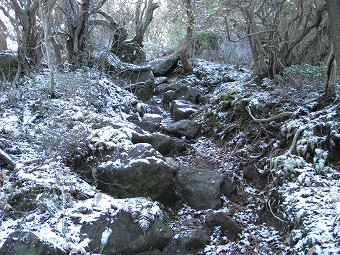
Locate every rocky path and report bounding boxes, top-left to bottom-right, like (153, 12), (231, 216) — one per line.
(1, 60), (339, 254)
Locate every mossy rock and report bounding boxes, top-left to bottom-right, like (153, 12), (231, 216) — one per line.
(111, 42), (146, 65)
(0, 231), (65, 255)
(0, 52), (18, 80)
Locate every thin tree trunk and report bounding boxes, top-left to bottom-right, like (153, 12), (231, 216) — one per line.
(177, 0), (194, 74)
(39, 0), (57, 98)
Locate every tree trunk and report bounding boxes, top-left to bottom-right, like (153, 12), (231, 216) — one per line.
(132, 0), (160, 46)
(39, 0), (57, 98)
(63, 0), (108, 64)
(10, 0), (40, 77)
(0, 19), (8, 51)
(323, 0), (340, 100)
(326, 0), (340, 74)
(177, 0), (194, 74)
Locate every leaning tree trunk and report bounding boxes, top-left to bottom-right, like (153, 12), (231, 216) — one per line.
(324, 0), (340, 99)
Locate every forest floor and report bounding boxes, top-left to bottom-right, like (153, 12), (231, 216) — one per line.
(0, 61), (339, 254)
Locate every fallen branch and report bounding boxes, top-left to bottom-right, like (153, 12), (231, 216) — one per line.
(246, 106), (296, 123)
(0, 148), (17, 169)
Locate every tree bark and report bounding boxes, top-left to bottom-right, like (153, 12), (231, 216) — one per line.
(176, 0), (194, 74)
(325, 0), (340, 74)
(7, 0), (40, 77)
(0, 19), (8, 51)
(63, 0), (108, 64)
(324, 0), (340, 100)
(39, 0), (57, 98)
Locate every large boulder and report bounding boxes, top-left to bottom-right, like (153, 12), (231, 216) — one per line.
(151, 132), (186, 156)
(151, 56), (180, 76)
(92, 143), (177, 206)
(173, 85), (201, 104)
(0, 231), (65, 255)
(111, 41), (147, 65)
(171, 100), (200, 121)
(0, 52), (18, 81)
(163, 120), (200, 139)
(81, 211), (173, 254)
(176, 166), (224, 210)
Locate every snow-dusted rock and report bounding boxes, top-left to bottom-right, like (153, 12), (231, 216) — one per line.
(0, 231), (65, 255)
(83, 143), (177, 206)
(151, 56), (180, 76)
(151, 132), (186, 156)
(173, 85), (201, 104)
(171, 100), (200, 121)
(163, 120), (200, 139)
(164, 228), (210, 253)
(176, 166), (224, 210)
(205, 212), (242, 241)
(80, 211), (173, 254)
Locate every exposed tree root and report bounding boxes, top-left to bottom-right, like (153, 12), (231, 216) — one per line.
(0, 148), (17, 169)
(246, 106), (296, 123)
(286, 128), (304, 155)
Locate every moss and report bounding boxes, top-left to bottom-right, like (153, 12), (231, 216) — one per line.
(111, 42), (146, 65)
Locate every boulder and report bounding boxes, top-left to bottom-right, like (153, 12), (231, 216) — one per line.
(130, 113), (162, 133)
(151, 56), (180, 76)
(155, 77), (168, 85)
(0, 52), (18, 81)
(173, 86), (201, 104)
(111, 41), (146, 65)
(130, 120), (159, 133)
(163, 120), (200, 139)
(151, 132), (186, 156)
(205, 212), (242, 241)
(106, 42), (155, 101)
(94, 143), (177, 206)
(164, 228), (210, 253)
(0, 231), (65, 255)
(162, 90), (176, 104)
(171, 100), (200, 121)
(81, 211), (173, 254)
(176, 166), (224, 210)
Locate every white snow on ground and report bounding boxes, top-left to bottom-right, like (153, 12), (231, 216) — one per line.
(0, 71), (163, 253)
